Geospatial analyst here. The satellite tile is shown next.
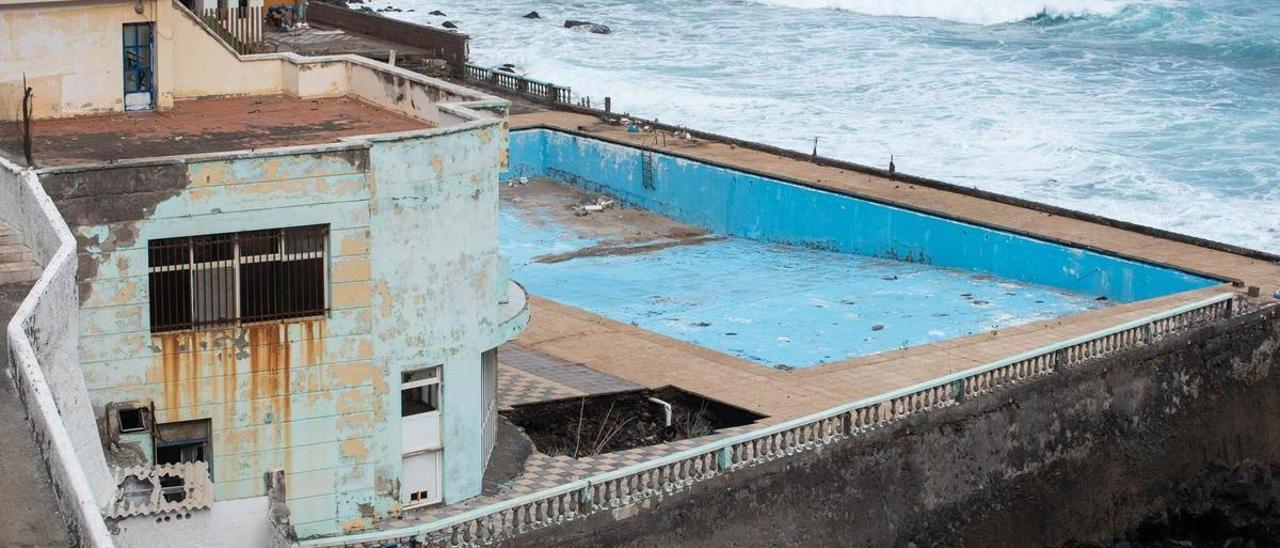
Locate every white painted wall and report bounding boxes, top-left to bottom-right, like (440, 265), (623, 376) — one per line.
(1, 157), (115, 547)
(112, 496), (282, 548)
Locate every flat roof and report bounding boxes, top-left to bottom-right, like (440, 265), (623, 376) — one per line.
(17, 95), (431, 167)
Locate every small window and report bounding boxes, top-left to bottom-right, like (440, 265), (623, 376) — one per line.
(401, 367), (441, 417)
(408, 490), (430, 503)
(154, 419), (212, 480)
(148, 226), (328, 332)
(118, 407), (148, 433)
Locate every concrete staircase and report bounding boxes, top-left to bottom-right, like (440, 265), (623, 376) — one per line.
(0, 222), (40, 285)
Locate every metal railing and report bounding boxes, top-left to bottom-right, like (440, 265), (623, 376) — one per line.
(202, 7), (265, 55)
(147, 226), (329, 333)
(464, 64), (572, 104)
(301, 292), (1236, 547)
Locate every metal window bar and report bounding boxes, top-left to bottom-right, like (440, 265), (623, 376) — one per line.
(148, 226), (328, 333)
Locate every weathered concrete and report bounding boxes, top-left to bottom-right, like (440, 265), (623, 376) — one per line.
(512, 303), (1280, 547)
(0, 280), (71, 548)
(24, 96), (429, 167)
(1, 157), (115, 547)
(39, 113), (512, 538)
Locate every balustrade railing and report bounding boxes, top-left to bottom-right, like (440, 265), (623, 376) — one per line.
(301, 292), (1236, 548)
(464, 63), (572, 104)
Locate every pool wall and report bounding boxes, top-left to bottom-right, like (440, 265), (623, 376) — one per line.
(504, 128), (1218, 303)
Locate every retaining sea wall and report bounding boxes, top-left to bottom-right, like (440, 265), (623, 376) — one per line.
(514, 301), (1280, 547)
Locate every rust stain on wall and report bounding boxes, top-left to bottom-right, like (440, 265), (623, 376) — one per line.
(159, 333), (184, 422)
(248, 323), (293, 426)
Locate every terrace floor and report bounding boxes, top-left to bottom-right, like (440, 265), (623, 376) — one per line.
(14, 95), (430, 167)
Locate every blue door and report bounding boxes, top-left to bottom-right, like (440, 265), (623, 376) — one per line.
(122, 23), (155, 111)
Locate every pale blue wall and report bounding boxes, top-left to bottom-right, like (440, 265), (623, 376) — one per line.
(504, 129), (1216, 303)
(366, 124), (506, 507)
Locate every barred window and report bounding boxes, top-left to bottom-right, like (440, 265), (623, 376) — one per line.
(148, 226), (328, 333)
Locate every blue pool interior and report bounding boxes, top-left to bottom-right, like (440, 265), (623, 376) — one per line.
(499, 129), (1220, 368)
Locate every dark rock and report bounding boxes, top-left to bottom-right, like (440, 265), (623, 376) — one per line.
(357, 6), (373, 12)
(429, 9), (445, 15)
(442, 20), (458, 28)
(523, 11), (541, 19)
(564, 19), (612, 34)
(871, 324), (885, 331)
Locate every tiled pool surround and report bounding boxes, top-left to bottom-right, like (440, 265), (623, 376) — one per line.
(500, 129), (1219, 368)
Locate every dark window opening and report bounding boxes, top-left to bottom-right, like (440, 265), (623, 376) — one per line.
(118, 407), (147, 433)
(401, 367), (441, 417)
(156, 442), (207, 466)
(154, 419), (213, 483)
(148, 226), (328, 333)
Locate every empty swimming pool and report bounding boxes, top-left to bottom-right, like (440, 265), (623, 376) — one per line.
(499, 129), (1218, 368)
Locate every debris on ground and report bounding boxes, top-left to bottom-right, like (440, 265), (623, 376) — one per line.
(571, 196), (617, 216)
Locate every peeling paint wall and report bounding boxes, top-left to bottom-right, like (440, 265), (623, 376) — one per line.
(365, 124), (507, 506)
(41, 120), (511, 538)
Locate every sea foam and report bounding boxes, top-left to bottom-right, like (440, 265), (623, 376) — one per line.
(748, 0), (1142, 25)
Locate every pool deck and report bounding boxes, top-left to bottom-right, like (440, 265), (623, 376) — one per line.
(506, 110), (1280, 422)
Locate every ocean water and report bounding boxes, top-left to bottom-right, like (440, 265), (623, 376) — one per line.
(382, 0), (1280, 253)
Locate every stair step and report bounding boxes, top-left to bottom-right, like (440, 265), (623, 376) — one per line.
(0, 244), (34, 264)
(0, 260), (41, 284)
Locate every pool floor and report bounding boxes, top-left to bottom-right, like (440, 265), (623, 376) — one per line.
(501, 179), (1107, 369)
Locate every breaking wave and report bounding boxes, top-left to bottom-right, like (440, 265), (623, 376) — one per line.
(748, 0), (1143, 25)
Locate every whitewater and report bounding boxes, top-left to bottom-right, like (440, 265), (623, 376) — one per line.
(380, 0), (1280, 253)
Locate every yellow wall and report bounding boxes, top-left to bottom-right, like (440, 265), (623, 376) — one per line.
(0, 0), (175, 117)
(0, 0), (290, 118)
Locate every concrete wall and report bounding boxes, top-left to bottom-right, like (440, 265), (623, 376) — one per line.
(307, 3), (470, 74)
(113, 497), (282, 548)
(364, 124), (507, 505)
(0, 0), (504, 123)
(39, 119), (511, 538)
(506, 129), (1218, 303)
(0, 0), (175, 117)
(514, 302), (1280, 547)
(43, 147), (384, 538)
(1, 157), (115, 546)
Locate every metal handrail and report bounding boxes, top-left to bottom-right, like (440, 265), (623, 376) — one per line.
(302, 291), (1235, 547)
